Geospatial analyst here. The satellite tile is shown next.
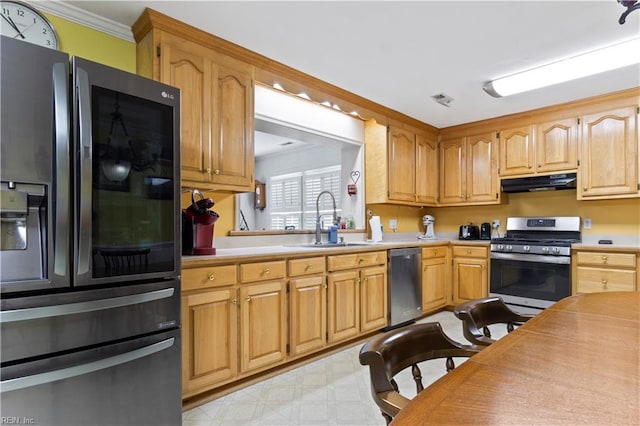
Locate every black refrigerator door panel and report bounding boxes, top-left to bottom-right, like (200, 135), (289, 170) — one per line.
(0, 329), (181, 426)
(0, 280), (180, 363)
(0, 36), (71, 292)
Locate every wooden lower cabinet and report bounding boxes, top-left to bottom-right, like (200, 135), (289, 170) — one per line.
(421, 246), (449, 312)
(327, 251), (387, 343)
(573, 250), (638, 293)
(289, 275), (327, 357)
(239, 280), (287, 373)
(451, 245), (489, 304)
(182, 288), (238, 397)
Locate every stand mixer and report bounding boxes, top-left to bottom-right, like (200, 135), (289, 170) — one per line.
(420, 214), (437, 240)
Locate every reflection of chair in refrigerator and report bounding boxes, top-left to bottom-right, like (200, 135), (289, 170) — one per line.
(100, 248), (150, 274)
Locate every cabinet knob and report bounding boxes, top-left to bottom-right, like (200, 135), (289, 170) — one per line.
(305, 264), (313, 271)
(205, 167), (212, 174)
(245, 296), (251, 302)
(583, 187), (587, 191)
(467, 249), (471, 254)
(214, 169), (220, 175)
(358, 258), (364, 264)
(601, 256), (608, 264)
(231, 298), (237, 305)
(262, 268), (270, 275)
(601, 279), (608, 289)
(208, 274), (215, 281)
(537, 164), (541, 168)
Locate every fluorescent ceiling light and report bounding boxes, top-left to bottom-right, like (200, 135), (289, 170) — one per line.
(483, 37), (640, 97)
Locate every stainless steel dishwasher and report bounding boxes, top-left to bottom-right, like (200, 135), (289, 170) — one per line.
(387, 247), (422, 329)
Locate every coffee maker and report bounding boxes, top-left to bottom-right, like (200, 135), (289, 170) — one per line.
(182, 190), (219, 255)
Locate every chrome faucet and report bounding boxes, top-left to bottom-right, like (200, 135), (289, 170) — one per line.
(315, 190), (337, 244)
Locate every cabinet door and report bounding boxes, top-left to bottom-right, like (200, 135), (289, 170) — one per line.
(499, 126), (534, 177)
(422, 255), (448, 312)
(182, 289), (238, 396)
(416, 134), (438, 204)
(210, 57), (255, 191)
(387, 126), (416, 202)
(327, 270), (359, 343)
(360, 265), (388, 332)
(452, 258), (487, 303)
(575, 267), (636, 293)
(535, 118), (577, 173)
(239, 280), (287, 373)
(466, 133), (499, 203)
(579, 106), (638, 198)
(289, 275), (327, 357)
(159, 36), (213, 185)
(439, 138), (466, 204)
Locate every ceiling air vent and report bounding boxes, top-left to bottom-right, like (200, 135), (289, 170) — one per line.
(432, 93), (454, 107)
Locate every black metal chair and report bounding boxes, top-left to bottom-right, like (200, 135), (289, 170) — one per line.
(359, 322), (480, 424)
(454, 296), (534, 346)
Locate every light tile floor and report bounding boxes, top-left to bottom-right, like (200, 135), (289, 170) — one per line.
(182, 310), (510, 426)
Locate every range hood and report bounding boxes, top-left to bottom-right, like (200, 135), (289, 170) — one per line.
(501, 173), (577, 193)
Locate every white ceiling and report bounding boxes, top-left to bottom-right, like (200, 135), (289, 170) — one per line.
(54, 1), (639, 129)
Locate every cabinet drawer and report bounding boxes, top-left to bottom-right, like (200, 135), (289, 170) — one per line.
(182, 264), (237, 291)
(576, 267), (636, 293)
(327, 251), (386, 271)
(452, 246), (488, 258)
(422, 246), (448, 259)
(288, 256), (326, 277)
(575, 252), (636, 268)
(240, 261), (286, 283)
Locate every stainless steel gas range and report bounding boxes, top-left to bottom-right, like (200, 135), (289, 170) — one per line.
(489, 216), (581, 314)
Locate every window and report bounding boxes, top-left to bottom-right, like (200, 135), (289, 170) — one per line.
(269, 166), (341, 230)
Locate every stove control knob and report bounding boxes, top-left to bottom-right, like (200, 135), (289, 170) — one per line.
(552, 247), (560, 255)
(523, 245), (530, 253)
(541, 247), (550, 254)
(506, 245), (513, 252)
(497, 244), (504, 251)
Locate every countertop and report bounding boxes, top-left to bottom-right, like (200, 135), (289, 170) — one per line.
(182, 234), (640, 266)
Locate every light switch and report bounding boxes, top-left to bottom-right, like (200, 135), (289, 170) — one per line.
(583, 218), (592, 229)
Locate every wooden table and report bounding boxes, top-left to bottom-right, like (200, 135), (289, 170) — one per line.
(391, 292), (640, 425)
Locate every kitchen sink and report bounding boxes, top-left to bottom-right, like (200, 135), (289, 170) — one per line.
(287, 241), (382, 249)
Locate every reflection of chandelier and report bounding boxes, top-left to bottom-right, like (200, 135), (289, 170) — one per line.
(101, 94), (131, 182)
(619, 0), (640, 24)
(101, 94), (161, 182)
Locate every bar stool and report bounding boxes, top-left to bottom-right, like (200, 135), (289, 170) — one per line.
(454, 297), (534, 346)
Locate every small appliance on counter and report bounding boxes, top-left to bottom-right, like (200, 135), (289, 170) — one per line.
(419, 214), (437, 240)
(182, 189), (219, 255)
(459, 223), (480, 240)
(480, 222), (492, 240)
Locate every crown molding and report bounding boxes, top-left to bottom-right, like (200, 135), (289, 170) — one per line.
(33, 1), (134, 42)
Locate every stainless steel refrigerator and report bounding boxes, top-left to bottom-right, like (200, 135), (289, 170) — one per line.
(0, 36), (182, 425)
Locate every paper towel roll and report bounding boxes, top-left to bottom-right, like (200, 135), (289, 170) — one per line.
(370, 216), (382, 242)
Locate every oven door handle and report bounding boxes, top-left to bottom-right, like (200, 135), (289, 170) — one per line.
(490, 252), (571, 265)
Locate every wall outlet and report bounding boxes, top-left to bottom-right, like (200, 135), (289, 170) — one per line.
(389, 219), (398, 231)
(583, 218), (592, 229)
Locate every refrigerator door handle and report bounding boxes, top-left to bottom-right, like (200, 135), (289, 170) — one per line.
(53, 61), (70, 278)
(0, 287), (174, 323)
(75, 66), (92, 276)
(0, 337), (175, 392)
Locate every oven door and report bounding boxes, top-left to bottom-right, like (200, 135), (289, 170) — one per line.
(490, 252), (571, 310)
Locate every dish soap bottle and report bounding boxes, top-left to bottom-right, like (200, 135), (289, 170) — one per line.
(328, 223), (338, 244)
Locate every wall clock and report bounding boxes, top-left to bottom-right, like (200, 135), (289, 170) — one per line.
(0, 1), (59, 49)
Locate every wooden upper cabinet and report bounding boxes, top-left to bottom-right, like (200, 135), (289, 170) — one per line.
(415, 134), (438, 205)
(535, 118), (578, 174)
(579, 106), (639, 199)
(499, 120), (577, 177)
(365, 120), (438, 206)
(387, 126), (416, 202)
(499, 126), (534, 176)
(441, 133), (499, 205)
(134, 12), (254, 192)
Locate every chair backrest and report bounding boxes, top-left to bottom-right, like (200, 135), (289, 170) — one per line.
(359, 322), (479, 424)
(454, 297), (534, 346)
